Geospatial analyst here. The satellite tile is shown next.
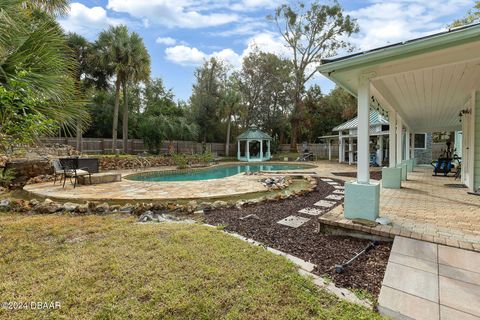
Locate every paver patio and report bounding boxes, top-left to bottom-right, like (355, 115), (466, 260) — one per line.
(317, 164), (480, 251)
(378, 236), (480, 320)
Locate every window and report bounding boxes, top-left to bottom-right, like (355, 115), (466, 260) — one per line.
(414, 133), (427, 149)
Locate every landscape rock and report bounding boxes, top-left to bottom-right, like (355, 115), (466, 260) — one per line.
(63, 202), (78, 212)
(76, 204), (88, 213)
(37, 199), (62, 213)
(95, 202), (110, 213)
(212, 200), (228, 209)
(28, 199), (40, 207)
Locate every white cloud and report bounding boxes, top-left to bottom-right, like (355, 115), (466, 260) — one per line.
(107, 0), (239, 28)
(348, 0), (474, 50)
(58, 2), (122, 39)
(165, 45), (208, 66)
(243, 32), (290, 58)
(165, 45), (242, 67)
(156, 37), (177, 45)
(231, 0), (277, 11)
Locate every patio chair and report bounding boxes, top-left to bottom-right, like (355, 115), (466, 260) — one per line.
(59, 158), (92, 188)
(52, 159), (65, 185)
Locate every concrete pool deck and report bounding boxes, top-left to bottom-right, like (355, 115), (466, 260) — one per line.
(23, 163), (317, 201)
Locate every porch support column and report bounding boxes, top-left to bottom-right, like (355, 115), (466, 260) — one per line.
(328, 140), (332, 161)
(246, 140), (250, 161)
(405, 128), (410, 160)
(377, 136), (383, 166)
(338, 132), (343, 163)
(348, 138), (353, 165)
(344, 75), (379, 221)
(267, 140), (271, 159)
(388, 110), (397, 167)
(396, 114), (403, 164)
(237, 141), (241, 160)
(396, 114), (407, 180)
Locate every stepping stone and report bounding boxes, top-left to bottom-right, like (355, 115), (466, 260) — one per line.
(314, 200), (336, 208)
(326, 194), (344, 201)
(321, 178), (333, 182)
(327, 182), (339, 185)
(277, 215), (310, 228)
(334, 185), (345, 190)
(333, 189), (345, 195)
(298, 207), (324, 216)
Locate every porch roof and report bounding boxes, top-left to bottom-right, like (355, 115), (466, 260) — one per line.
(333, 110), (388, 131)
(318, 23), (480, 132)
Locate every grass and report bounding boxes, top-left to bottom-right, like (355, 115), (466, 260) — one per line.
(0, 213), (383, 319)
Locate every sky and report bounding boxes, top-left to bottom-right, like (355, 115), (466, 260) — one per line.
(58, 0), (476, 101)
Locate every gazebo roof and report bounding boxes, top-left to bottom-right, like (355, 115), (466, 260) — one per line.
(333, 110), (388, 131)
(237, 127), (272, 140)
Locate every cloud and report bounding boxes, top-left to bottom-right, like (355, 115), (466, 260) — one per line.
(156, 37), (177, 46)
(58, 2), (123, 39)
(107, 0), (239, 28)
(231, 0), (278, 11)
(165, 45), (242, 67)
(348, 0), (474, 50)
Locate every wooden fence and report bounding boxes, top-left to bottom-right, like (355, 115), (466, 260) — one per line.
(40, 137), (234, 156)
(40, 137), (340, 159)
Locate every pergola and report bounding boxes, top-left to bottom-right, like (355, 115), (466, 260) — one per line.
(237, 127), (272, 162)
(318, 23), (480, 221)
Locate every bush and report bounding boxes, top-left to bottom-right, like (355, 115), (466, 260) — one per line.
(0, 168), (16, 188)
(172, 154), (188, 169)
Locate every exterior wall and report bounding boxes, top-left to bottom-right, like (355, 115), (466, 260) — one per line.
(474, 92), (480, 190)
(414, 133), (433, 164)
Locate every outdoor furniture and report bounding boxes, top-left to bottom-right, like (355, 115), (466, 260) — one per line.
(52, 159), (65, 185)
(59, 158), (92, 188)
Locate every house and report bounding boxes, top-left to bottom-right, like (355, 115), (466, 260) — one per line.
(317, 23), (480, 221)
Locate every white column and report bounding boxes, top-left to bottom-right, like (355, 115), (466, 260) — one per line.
(267, 140), (271, 158)
(389, 110), (397, 167)
(338, 132), (343, 163)
(237, 141), (241, 159)
(348, 138), (353, 165)
(246, 140), (250, 161)
(396, 113), (403, 165)
(357, 77), (370, 184)
(259, 140), (263, 161)
(405, 128), (410, 160)
(410, 131), (415, 159)
(328, 140), (332, 161)
(377, 136), (383, 166)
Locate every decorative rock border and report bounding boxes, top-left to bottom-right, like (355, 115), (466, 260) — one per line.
(2, 175), (318, 216)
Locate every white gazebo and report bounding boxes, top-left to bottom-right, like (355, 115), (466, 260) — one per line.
(237, 127), (272, 162)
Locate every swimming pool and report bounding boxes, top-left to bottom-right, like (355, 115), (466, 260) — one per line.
(126, 163), (315, 182)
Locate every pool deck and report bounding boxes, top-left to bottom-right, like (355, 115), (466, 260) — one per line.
(24, 163), (316, 201)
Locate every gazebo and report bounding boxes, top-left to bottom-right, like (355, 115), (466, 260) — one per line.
(237, 127), (272, 162)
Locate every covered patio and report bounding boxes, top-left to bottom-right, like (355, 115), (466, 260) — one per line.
(318, 23), (480, 223)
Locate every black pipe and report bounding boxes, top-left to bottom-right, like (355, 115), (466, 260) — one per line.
(335, 241), (379, 274)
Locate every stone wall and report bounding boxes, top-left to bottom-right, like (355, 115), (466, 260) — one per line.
(414, 133), (433, 164)
(5, 159), (53, 189)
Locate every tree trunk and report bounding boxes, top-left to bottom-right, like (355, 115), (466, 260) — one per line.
(225, 112), (232, 156)
(122, 81), (129, 154)
(75, 119), (82, 152)
(112, 77), (121, 153)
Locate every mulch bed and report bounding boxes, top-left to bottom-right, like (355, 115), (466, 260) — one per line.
(332, 171), (383, 181)
(204, 178), (391, 297)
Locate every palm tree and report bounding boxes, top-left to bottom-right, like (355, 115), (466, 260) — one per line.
(66, 33), (90, 152)
(0, 0), (90, 132)
(96, 25), (129, 153)
(220, 84), (240, 157)
(122, 32), (150, 153)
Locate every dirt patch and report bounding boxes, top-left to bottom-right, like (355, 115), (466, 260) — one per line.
(332, 171), (383, 181)
(204, 178), (391, 298)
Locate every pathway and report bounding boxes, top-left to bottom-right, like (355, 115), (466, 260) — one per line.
(378, 236), (480, 320)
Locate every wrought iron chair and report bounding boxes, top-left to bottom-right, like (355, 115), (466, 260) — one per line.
(59, 158), (92, 188)
(52, 159), (65, 185)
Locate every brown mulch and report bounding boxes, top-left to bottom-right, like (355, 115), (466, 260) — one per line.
(204, 178), (391, 297)
(332, 171), (383, 181)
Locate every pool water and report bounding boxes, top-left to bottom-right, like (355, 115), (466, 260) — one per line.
(126, 163), (314, 182)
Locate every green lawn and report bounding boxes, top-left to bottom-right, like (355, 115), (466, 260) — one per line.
(0, 213), (383, 319)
